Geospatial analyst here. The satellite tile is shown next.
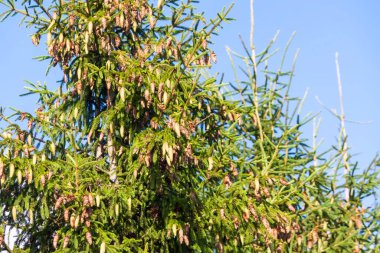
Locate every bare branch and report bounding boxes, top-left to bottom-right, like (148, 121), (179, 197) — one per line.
(335, 52), (350, 204)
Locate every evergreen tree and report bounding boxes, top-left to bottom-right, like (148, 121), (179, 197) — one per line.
(0, 0), (379, 252)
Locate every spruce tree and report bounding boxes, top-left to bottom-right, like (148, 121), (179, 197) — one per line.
(0, 0), (379, 252)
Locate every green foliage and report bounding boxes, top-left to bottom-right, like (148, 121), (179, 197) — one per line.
(0, 0), (379, 252)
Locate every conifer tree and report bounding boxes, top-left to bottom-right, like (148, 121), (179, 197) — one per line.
(0, 0), (379, 252)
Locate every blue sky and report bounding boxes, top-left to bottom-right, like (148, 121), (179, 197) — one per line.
(0, 1), (379, 167)
(199, 1), (380, 167)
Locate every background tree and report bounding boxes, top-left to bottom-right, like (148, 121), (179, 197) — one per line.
(0, 0), (379, 252)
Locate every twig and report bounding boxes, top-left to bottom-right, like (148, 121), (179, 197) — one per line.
(33, 0), (53, 20)
(250, 0), (254, 51)
(312, 117), (321, 169)
(249, 0), (258, 76)
(249, 0), (268, 171)
(0, 113), (14, 126)
(315, 96), (372, 124)
(335, 52), (350, 204)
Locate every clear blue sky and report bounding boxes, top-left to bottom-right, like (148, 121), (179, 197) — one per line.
(0, 1), (379, 167)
